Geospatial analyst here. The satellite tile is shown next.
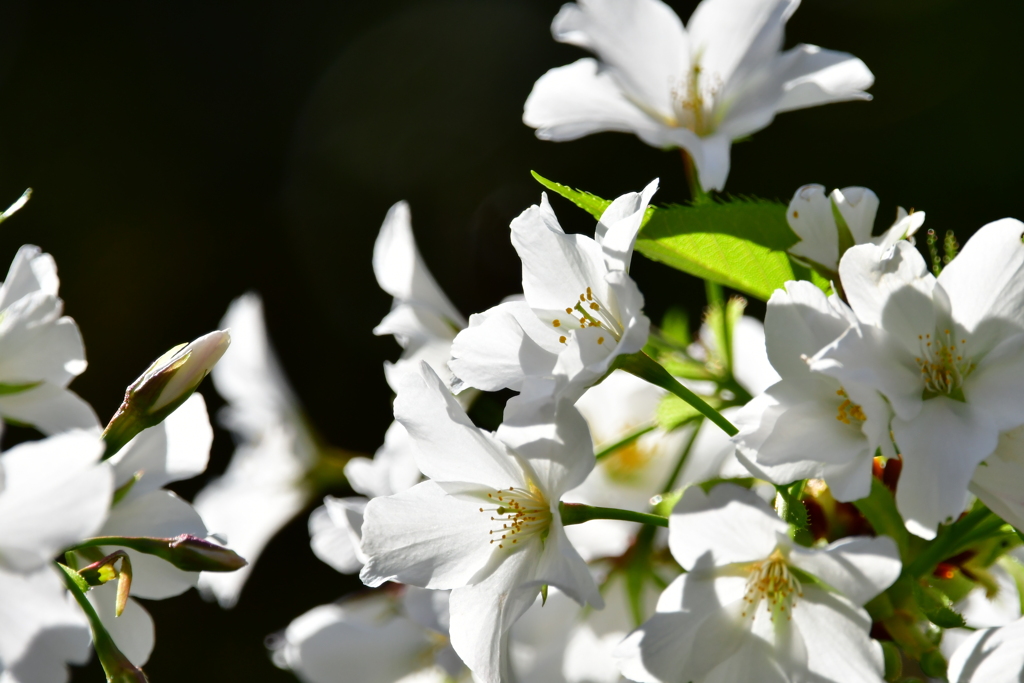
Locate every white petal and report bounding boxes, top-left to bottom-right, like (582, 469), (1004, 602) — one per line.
(0, 432), (110, 572)
(938, 218), (1024, 332)
(731, 316), (780, 396)
(277, 597), (439, 683)
(776, 45), (875, 113)
(392, 362), (524, 489)
(359, 481), (495, 590)
(448, 545), (542, 683)
(373, 201), (465, 328)
(498, 399), (595, 498)
(309, 496), (367, 574)
(193, 425), (311, 607)
(0, 565), (91, 682)
(967, 332), (1024, 431)
(956, 562), (1021, 629)
(894, 398), (997, 539)
(529, 521), (602, 608)
(344, 420), (422, 499)
(786, 184), (839, 272)
(523, 59), (672, 144)
(596, 179), (659, 273)
(669, 484), (787, 570)
(99, 490), (206, 599)
(971, 426), (1024, 530)
(838, 241), (935, 350)
(87, 587), (154, 667)
(0, 294), (85, 387)
(211, 293), (303, 441)
(947, 618), (1024, 682)
(551, 0), (687, 115)
(832, 186), (880, 246)
(0, 384), (100, 436)
(788, 536), (900, 606)
(511, 197), (611, 317)
(764, 280), (853, 379)
(109, 393), (211, 499)
(448, 301), (562, 394)
(687, 0), (795, 92)
(0, 246), (60, 308)
(791, 589), (884, 683)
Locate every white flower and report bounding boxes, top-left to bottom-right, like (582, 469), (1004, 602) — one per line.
(0, 431), (112, 682)
(374, 200), (467, 390)
(614, 484), (900, 683)
(0, 245), (99, 436)
(82, 393), (214, 666)
(812, 220), (1024, 537)
(523, 0), (873, 191)
(968, 425), (1024, 532)
(946, 616), (1024, 683)
(360, 362), (602, 683)
(787, 184), (926, 274)
(309, 421), (423, 574)
(450, 183), (656, 409)
(271, 588), (469, 683)
(193, 293), (318, 607)
(734, 281), (893, 502)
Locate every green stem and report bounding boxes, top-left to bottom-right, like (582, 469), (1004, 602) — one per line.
(615, 351), (738, 436)
(660, 418), (704, 493)
(595, 423), (657, 461)
(57, 563), (148, 682)
(560, 502), (668, 528)
(680, 149), (708, 203)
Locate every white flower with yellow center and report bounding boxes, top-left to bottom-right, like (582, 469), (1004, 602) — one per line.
(614, 484), (900, 683)
(449, 182), (656, 412)
(734, 280), (893, 503)
(523, 0), (873, 191)
(811, 219), (1024, 538)
(359, 362), (602, 683)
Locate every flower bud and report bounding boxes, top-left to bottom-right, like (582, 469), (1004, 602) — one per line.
(101, 331), (230, 458)
(79, 534), (248, 572)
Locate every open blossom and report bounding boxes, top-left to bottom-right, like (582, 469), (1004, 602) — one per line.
(786, 184), (925, 274)
(360, 362), (602, 683)
(812, 220), (1024, 538)
(734, 281), (893, 502)
(194, 293), (319, 607)
(0, 431), (112, 683)
(450, 182), (656, 411)
(524, 0), (873, 191)
(614, 484), (900, 683)
(374, 200), (467, 389)
(310, 421), (423, 574)
(271, 587), (469, 683)
(0, 245), (99, 436)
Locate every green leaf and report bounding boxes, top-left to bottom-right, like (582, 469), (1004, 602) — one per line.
(635, 198), (802, 301)
(531, 171), (613, 221)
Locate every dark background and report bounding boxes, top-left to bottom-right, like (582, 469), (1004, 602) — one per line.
(0, 0), (1014, 680)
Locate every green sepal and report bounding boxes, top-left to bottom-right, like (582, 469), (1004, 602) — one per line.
(881, 641), (903, 682)
(111, 472), (142, 506)
(774, 480), (809, 531)
(913, 582), (966, 628)
(58, 562), (90, 593)
(540, 584), (549, 606)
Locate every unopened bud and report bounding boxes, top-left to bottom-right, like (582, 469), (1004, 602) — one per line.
(76, 534), (248, 573)
(102, 331), (230, 458)
(79, 551), (132, 617)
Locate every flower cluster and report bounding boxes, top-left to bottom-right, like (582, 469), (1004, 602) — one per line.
(0, 192), (245, 682)
(259, 1), (1024, 682)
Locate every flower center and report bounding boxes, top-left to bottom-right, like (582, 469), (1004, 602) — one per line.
(668, 61), (721, 136)
(835, 388), (866, 425)
(740, 549), (803, 622)
(552, 286), (623, 347)
(479, 485), (551, 550)
(602, 438), (656, 484)
(915, 330), (973, 400)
